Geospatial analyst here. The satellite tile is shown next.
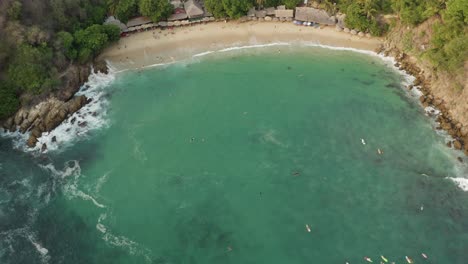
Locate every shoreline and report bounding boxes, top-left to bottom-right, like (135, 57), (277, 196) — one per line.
(2, 21), (466, 162)
(101, 20), (467, 160)
(100, 21), (383, 70)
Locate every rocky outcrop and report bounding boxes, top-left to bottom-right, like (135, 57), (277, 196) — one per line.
(56, 64), (92, 101)
(380, 46), (468, 156)
(3, 96), (89, 147)
(1, 61), (108, 148)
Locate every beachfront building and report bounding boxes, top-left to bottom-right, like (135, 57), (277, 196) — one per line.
(184, 0), (204, 19)
(295, 7), (336, 25)
(275, 9), (294, 20)
(124, 16), (153, 32)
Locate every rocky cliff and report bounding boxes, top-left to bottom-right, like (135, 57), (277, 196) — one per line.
(382, 19), (468, 157)
(0, 61), (108, 150)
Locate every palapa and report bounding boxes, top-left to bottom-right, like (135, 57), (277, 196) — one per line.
(275, 9), (294, 18)
(294, 7), (336, 25)
(184, 0), (204, 19)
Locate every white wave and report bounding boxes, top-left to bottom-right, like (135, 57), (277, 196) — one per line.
(28, 235), (50, 264)
(95, 171), (112, 193)
(96, 213), (107, 233)
(192, 50), (215, 57)
(142, 61), (175, 69)
(40, 161), (106, 208)
(73, 189), (106, 208)
(218, 42), (290, 52)
(448, 177), (468, 191)
(1, 66), (117, 154)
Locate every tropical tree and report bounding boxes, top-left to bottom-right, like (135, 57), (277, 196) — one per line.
(138, 0), (173, 22)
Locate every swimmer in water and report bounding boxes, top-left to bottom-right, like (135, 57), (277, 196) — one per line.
(377, 148), (383, 155)
(361, 138), (366, 145)
(305, 224), (311, 232)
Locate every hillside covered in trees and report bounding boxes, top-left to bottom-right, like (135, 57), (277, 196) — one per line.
(0, 0), (466, 121)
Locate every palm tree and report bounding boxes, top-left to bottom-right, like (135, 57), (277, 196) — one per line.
(256, 0), (264, 8)
(107, 0), (120, 15)
(360, 0), (378, 18)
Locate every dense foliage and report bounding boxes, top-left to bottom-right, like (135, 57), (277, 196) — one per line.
(108, 0), (173, 23)
(139, 0), (173, 22)
(0, 0), (119, 119)
(0, 0), (466, 119)
(426, 0), (467, 72)
(205, 0), (302, 18)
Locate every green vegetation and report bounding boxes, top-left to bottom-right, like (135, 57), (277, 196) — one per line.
(205, 0), (253, 18)
(392, 0), (445, 25)
(426, 0), (467, 72)
(139, 0), (173, 22)
(0, 0), (466, 119)
(107, 0), (172, 23)
(205, 0), (301, 18)
(0, 0), (120, 119)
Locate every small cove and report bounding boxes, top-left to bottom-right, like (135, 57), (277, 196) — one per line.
(1, 46), (467, 264)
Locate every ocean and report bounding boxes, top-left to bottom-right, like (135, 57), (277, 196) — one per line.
(1, 45), (467, 264)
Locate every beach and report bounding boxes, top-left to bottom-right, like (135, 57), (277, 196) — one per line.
(101, 21), (383, 70)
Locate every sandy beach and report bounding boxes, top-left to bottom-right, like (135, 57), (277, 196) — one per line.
(101, 21), (383, 70)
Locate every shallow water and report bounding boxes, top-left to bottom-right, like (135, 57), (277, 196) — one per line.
(1, 47), (468, 264)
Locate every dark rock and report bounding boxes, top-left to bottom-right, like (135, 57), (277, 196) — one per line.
(56, 65), (91, 101)
(446, 141), (452, 148)
(71, 117), (76, 124)
(30, 128), (42, 138)
(41, 143), (47, 152)
(457, 157), (463, 163)
(67, 95), (87, 113)
(441, 122), (452, 131)
(78, 121), (87, 128)
(93, 60), (109, 74)
(27, 135), (37, 148)
(52, 136), (57, 143)
(419, 96), (425, 103)
(453, 140), (462, 150)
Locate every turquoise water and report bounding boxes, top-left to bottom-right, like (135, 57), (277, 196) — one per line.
(1, 47), (468, 264)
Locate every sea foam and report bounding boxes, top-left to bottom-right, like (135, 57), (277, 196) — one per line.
(448, 177), (468, 191)
(1, 66), (117, 154)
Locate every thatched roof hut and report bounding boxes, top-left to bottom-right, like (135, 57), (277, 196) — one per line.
(184, 0), (204, 19)
(266, 7), (276, 16)
(256, 10), (267, 18)
(275, 9), (294, 18)
(126, 16), (152, 28)
(168, 8), (188, 21)
(294, 7), (336, 25)
(104, 16), (128, 32)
